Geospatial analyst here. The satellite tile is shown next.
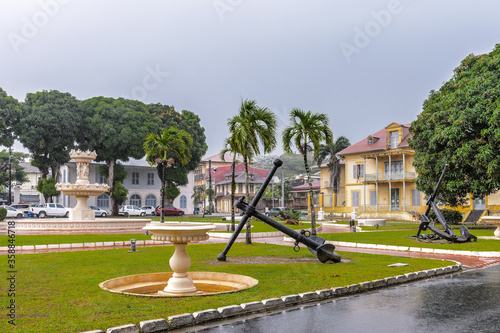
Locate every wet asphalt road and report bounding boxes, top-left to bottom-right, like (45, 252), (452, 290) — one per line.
(189, 265), (500, 333)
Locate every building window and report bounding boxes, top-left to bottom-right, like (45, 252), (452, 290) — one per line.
(98, 174), (106, 184)
(352, 191), (360, 207)
(147, 173), (154, 185)
(390, 131), (399, 149)
(353, 164), (364, 179)
(370, 190), (377, 206)
(97, 194), (110, 208)
(384, 161), (404, 180)
(130, 194), (141, 207)
(411, 189), (421, 206)
(145, 194), (156, 207)
(238, 184), (243, 193)
(132, 172), (139, 185)
(180, 195), (187, 209)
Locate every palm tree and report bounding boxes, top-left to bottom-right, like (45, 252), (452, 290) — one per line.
(220, 137), (242, 231)
(314, 136), (350, 207)
(143, 127), (193, 223)
(282, 108), (333, 236)
(227, 99), (277, 244)
(191, 185), (205, 214)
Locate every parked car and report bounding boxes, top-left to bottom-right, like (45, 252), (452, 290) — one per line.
(119, 205), (146, 217)
(155, 205), (184, 216)
(10, 203), (32, 215)
(2, 206), (25, 219)
(89, 205), (108, 217)
(31, 203), (71, 218)
(140, 205), (155, 216)
(265, 207), (287, 217)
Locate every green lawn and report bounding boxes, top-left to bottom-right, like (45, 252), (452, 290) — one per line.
(7, 243), (454, 333)
(322, 229), (500, 251)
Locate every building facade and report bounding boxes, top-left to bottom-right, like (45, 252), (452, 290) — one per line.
(320, 122), (500, 222)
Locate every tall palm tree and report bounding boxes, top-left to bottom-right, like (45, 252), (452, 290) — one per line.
(143, 127), (193, 223)
(282, 108), (333, 236)
(220, 137), (242, 231)
(314, 136), (350, 207)
(227, 99), (277, 244)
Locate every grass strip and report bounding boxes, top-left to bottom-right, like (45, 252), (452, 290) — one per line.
(9, 242), (453, 332)
(322, 230), (500, 251)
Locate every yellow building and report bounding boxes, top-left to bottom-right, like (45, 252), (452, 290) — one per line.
(321, 122), (424, 221)
(320, 122), (500, 222)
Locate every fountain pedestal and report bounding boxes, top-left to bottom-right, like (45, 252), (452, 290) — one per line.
(479, 216), (500, 239)
(56, 150), (109, 221)
(143, 222), (215, 296)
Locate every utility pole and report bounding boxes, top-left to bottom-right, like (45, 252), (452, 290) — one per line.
(208, 159), (212, 215)
(8, 147), (12, 206)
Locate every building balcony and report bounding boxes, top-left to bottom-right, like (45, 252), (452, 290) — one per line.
(364, 172), (417, 182)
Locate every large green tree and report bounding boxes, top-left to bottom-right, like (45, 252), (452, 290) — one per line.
(149, 105), (207, 207)
(282, 108), (333, 236)
(227, 99), (277, 244)
(314, 136), (350, 206)
(410, 44), (500, 206)
(19, 90), (84, 179)
(143, 127), (192, 222)
(82, 97), (158, 215)
(0, 88), (22, 148)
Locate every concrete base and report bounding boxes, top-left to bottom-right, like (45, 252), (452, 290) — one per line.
(14, 218), (151, 231)
(357, 219), (386, 226)
(99, 272), (259, 297)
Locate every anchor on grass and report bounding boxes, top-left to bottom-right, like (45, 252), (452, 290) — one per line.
(217, 159), (341, 263)
(416, 164), (477, 243)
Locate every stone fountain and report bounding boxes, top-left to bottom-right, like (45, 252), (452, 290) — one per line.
(15, 149), (150, 232)
(99, 222), (259, 297)
(56, 150), (109, 220)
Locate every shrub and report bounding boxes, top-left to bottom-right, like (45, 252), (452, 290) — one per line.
(428, 208), (463, 225)
(0, 207), (6, 221)
(279, 208), (304, 225)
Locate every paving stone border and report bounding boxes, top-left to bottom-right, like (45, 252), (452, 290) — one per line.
(82, 263), (462, 333)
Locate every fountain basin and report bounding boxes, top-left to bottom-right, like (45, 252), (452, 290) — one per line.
(479, 216), (500, 238)
(99, 272), (259, 297)
(144, 222), (215, 242)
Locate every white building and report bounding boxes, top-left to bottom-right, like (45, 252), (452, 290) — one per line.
(14, 158), (195, 214)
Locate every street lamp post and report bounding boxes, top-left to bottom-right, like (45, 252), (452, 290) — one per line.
(8, 147), (12, 206)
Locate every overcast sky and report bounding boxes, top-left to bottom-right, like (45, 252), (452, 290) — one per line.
(1, 0), (499, 158)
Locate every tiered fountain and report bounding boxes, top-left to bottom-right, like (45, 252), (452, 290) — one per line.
(15, 150), (150, 232)
(56, 150), (109, 220)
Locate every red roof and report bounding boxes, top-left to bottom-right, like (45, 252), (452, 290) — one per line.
(337, 123), (412, 156)
(207, 163), (270, 184)
(202, 153), (243, 163)
(290, 181), (320, 192)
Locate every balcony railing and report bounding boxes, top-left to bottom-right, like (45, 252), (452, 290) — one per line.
(364, 172), (417, 182)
